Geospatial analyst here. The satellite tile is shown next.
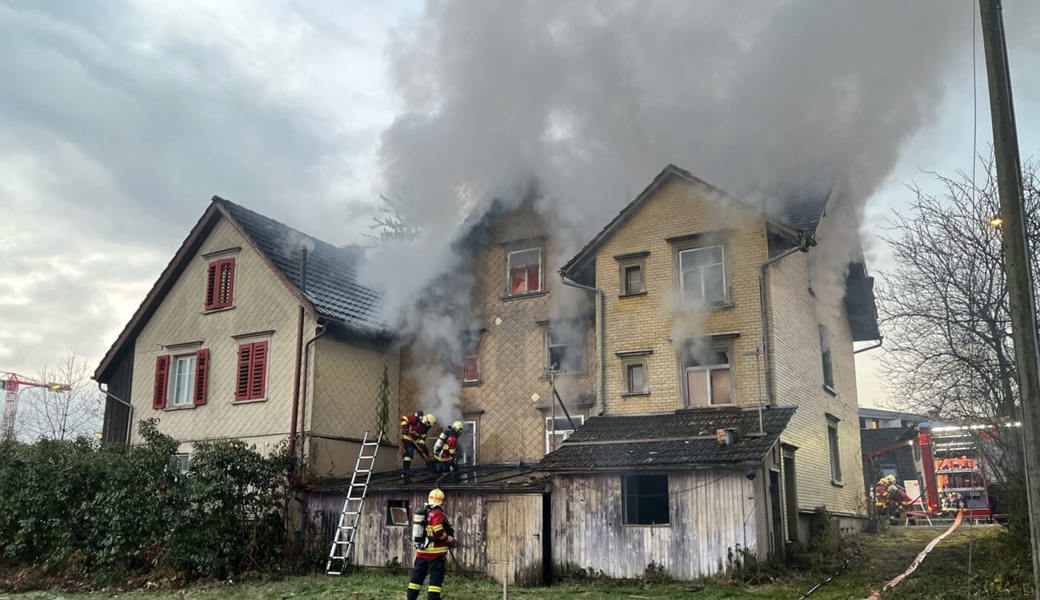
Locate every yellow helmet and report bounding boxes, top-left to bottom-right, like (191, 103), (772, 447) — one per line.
(427, 488), (445, 507)
(423, 414), (438, 427)
(452, 420), (464, 432)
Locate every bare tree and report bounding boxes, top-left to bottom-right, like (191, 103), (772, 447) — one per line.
(364, 194), (420, 243)
(15, 354), (103, 441)
(878, 156), (1040, 482)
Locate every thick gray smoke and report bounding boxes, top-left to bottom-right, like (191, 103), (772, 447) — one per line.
(362, 0), (981, 412)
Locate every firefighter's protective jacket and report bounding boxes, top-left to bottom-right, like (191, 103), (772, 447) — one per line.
(401, 414), (431, 446)
(416, 507), (455, 559)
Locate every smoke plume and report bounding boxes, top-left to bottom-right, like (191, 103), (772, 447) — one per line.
(362, 0), (983, 413)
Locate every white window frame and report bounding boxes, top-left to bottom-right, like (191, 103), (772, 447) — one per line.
(545, 415), (585, 454)
(457, 420), (478, 465)
(684, 348), (734, 407)
(678, 245), (727, 305)
(169, 354), (197, 407)
(546, 324), (585, 374)
(506, 247), (543, 296)
(171, 452), (191, 473)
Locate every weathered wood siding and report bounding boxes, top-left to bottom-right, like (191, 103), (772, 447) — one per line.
(100, 346), (134, 445)
(551, 470), (761, 580)
(309, 489), (546, 585)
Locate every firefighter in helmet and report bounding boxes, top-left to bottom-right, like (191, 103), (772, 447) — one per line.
(407, 488), (457, 600)
(432, 421), (464, 479)
(400, 411), (437, 481)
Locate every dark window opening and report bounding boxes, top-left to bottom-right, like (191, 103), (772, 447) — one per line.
(387, 500), (410, 526)
(547, 324), (585, 374)
(820, 326), (835, 390)
(623, 474), (669, 525)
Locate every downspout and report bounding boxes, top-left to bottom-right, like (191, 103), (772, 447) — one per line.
(854, 337), (884, 354)
(97, 382), (134, 446)
(289, 305), (305, 461)
(759, 233), (812, 406)
(298, 321), (327, 462)
(559, 271), (606, 416)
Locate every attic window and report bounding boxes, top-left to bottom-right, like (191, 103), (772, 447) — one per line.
(507, 248), (542, 296)
(205, 258), (236, 311)
(678, 245), (727, 305)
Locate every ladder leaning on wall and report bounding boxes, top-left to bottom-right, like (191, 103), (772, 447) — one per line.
(326, 430), (382, 575)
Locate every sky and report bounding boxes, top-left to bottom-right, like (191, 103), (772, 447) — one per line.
(1, 0), (1038, 410)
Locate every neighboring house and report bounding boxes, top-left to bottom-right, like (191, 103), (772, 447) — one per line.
(859, 406), (927, 430)
(95, 198), (400, 476)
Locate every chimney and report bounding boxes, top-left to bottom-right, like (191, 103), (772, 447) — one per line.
(300, 247), (309, 294)
(716, 428), (737, 446)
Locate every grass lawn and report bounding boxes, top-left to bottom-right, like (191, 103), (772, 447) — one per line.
(2, 525), (1028, 599)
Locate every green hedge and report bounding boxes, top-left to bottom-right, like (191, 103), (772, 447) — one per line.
(0, 420), (292, 581)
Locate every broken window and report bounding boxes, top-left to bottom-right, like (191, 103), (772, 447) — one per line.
(386, 500), (410, 526)
(457, 420), (477, 465)
(683, 344), (733, 407)
(623, 474), (670, 525)
(547, 323), (585, 374)
(819, 326), (835, 391)
(458, 332), (480, 383)
(545, 415), (584, 454)
(827, 415), (843, 484)
(507, 248), (542, 295)
(679, 245), (726, 305)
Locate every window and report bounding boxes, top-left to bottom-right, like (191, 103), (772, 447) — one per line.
(819, 326), (835, 391)
(624, 265), (644, 295)
(170, 354), (197, 407)
(459, 332), (480, 383)
(205, 258), (236, 310)
(507, 248), (542, 295)
(545, 415), (585, 454)
(386, 500), (410, 526)
(827, 416), (843, 484)
(683, 343), (733, 407)
(235, 340), (269, 401)
(546, 323), (585, 374)
(623, 474), (669, 525)
(679, 245), (726, 305)
(627, 363), (647, 394)
(171, 453), (191, 474)
(457, 420), (477, 465)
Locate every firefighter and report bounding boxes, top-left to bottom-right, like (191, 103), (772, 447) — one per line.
(432, 421), (463, 479)
(407, 488), (457, 600)
(401, 411), (437, 480)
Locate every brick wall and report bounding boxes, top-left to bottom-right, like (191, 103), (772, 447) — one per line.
(399, 206), (595, 463)
(769, 251), (867, 516)
(594, 178), (770, 415)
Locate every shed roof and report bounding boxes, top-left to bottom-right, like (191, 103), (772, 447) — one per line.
(539, 406), (796, 472)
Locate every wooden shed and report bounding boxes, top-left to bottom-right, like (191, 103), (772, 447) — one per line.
(308, 464), (551, 586)
(540, 406), (796, 580)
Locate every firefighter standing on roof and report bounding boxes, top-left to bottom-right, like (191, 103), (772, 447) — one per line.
(401, 411), (436, 480)
(407, 488), (456, 600)
(433, 421), (463, 477)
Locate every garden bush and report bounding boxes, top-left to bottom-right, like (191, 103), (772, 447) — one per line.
(0, 420), (293, 585)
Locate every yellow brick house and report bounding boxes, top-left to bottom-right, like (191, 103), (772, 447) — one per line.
(543, 164), (880, 576)
(96, 197), (400, 476)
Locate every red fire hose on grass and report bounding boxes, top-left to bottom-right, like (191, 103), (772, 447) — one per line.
(865, 510), (964, 599)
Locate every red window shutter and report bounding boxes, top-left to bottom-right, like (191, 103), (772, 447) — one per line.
(217, 258), (235, 307)
(249, 341), (268, 399)
(193, 348), (209, 406)
(205, 262), (218, 310)
(152, 355), (170, 410)
(235, 344), (253, 401)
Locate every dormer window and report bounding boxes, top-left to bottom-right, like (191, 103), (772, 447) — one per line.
(507, 248), (542, 296)
(205, 258), (236, 311)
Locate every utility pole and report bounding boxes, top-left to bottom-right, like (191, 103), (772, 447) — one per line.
(978, 1), (1040, 595)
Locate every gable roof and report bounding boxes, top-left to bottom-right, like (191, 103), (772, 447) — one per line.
(561, 164), (819, 276)
(95, 198), (388, 381)
(539, 406), (796, 472)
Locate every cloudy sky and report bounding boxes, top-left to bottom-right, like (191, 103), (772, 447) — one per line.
(1, 0), (1038, 409)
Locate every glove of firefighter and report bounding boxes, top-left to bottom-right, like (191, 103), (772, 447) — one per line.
(446, 535), (458, 548)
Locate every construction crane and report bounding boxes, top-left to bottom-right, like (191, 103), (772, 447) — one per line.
(0, 372), (71, 441)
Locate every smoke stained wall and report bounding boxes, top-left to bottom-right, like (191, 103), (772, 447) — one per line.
(359, 0), (1024, 414)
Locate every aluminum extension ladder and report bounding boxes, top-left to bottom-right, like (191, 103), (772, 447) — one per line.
(326, 430), (382, 575)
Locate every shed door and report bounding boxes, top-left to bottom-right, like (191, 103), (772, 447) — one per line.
(486, 501), (511, 584)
